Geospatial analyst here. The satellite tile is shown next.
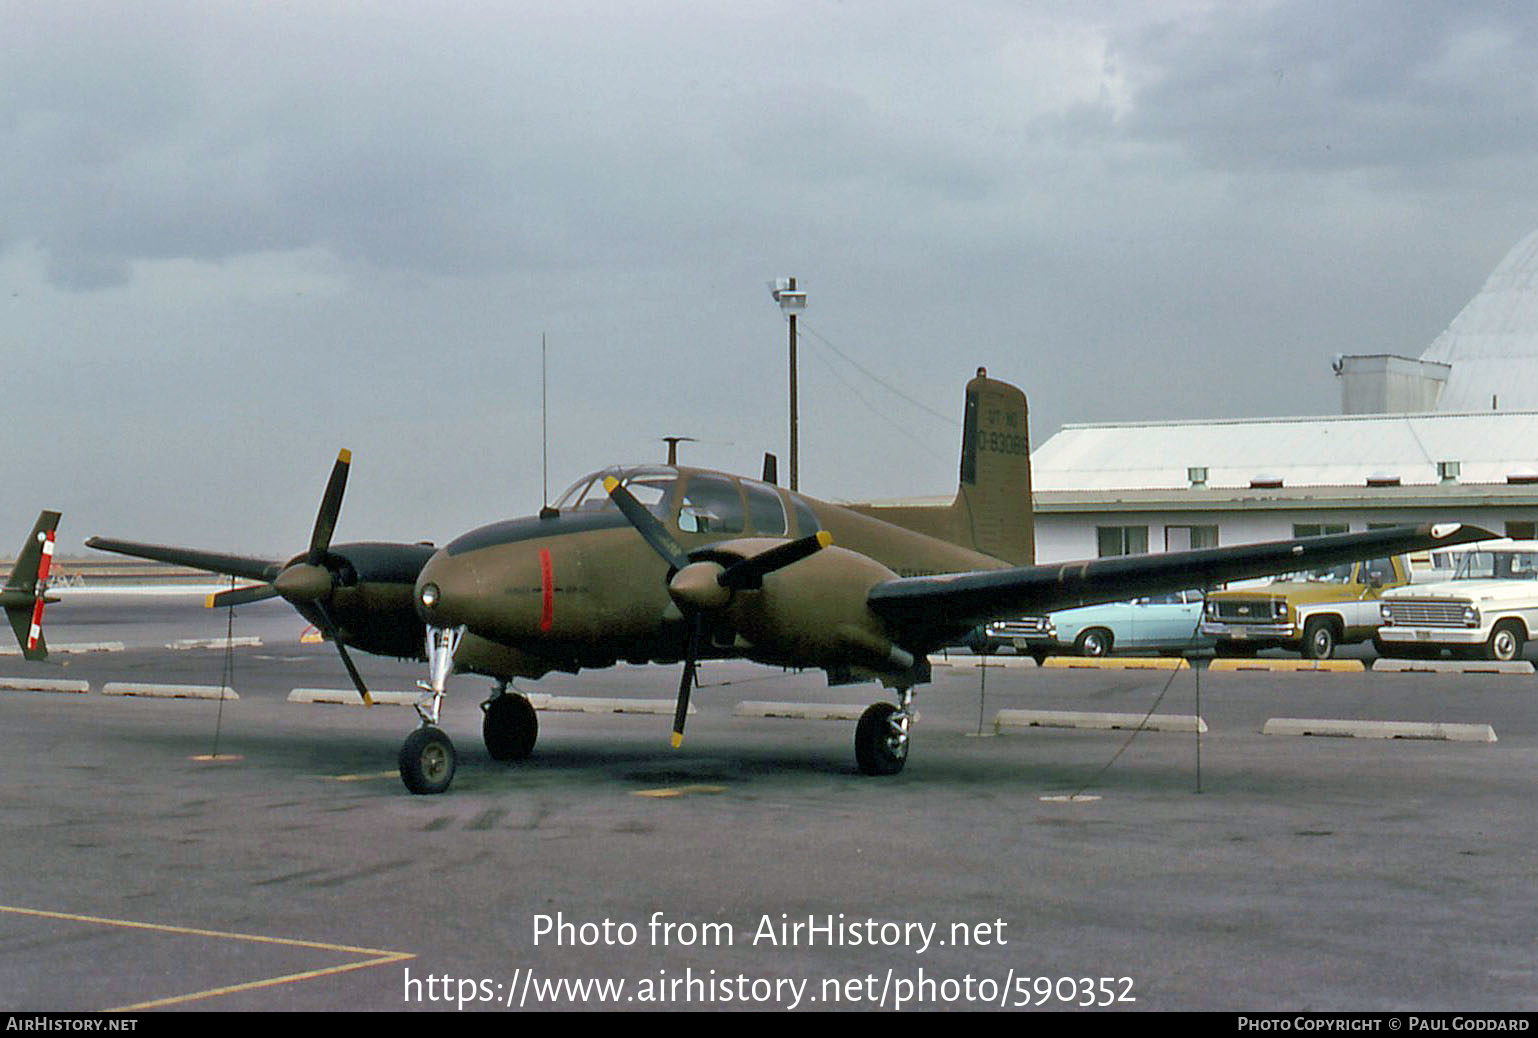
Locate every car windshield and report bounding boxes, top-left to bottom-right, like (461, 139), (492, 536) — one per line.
(1453, 550), (1538, 580)
(1271, 563), (1353, 584)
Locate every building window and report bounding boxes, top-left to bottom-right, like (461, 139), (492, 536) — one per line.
(1293, 523), (1349, 538)
(1097, 526), (1149, 557)
(1166, 525), (1218, 551)
(1506, 521), (1536, 540)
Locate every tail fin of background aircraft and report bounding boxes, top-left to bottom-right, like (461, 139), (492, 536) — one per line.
(2, 510), (62, 661)
(847, 369), (1034, 565)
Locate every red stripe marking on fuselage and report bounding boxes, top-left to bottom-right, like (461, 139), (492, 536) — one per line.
(539, 548), (554, 632)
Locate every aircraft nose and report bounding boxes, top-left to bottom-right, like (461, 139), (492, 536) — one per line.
(415, 550), (476, 628)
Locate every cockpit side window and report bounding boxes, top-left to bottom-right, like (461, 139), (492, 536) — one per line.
(743, 480), (788, 536)
(678, 474), (746, 534)
(787, 493), (821, 538)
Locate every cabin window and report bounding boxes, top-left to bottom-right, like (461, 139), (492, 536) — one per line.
(743, 480), (788, 536)
(678, 475), (746, 534)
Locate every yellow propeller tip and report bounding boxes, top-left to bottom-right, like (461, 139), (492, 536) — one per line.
(670, 732), (684, 749)
(816, 530), (833, 548)
(603, 476), (620, 493)
(338, 448), (352, 464)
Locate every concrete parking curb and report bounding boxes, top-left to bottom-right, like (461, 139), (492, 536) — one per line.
(0, 677), (90, 694)
(1371, 659), (1534, 675)
(994, 709), (1207, 733)
(1041, 657), (1189, 671)
(537, 696), (692, 715)
(1262, 717), (1497, 742)
(1209, 659), (1366, 673)
(733, 701), (865, 720)
(0, 642), (125, 656)
(101, 683), (238, 700)
(931, 655), (1040, 669)
(167, 637), (263, 650)
(287, 688), (423, 706)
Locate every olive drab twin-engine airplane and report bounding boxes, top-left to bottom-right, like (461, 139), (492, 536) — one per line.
(3, 510), (62, 661)
(87, 370), (1491, 795)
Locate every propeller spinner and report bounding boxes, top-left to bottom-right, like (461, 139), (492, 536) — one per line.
(207, 449), (374, 706)
(602, 476), (830, 747)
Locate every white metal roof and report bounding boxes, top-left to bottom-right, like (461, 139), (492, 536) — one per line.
(1030, 410), (1538, 491)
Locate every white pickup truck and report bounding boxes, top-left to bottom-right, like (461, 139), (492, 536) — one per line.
(1376, 541), (1538, 660)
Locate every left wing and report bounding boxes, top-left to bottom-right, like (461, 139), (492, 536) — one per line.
(867, 522), (1493, 650)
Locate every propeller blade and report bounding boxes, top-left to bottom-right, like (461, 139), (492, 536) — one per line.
(205, 584), (281, 609)
(307, 449), (352, 565)
(672, 614), (703, 748)
(603, 476), (688, 571)
(719, 531), (832, 590)
(316, 601), (372, 706)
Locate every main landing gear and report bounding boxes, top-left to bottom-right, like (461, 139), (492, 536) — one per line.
(855, 687), (914, 776)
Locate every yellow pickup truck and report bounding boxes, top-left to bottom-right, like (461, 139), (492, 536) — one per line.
(1199, 555), (1410, 659)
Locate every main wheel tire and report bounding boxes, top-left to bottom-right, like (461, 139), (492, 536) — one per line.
(1075, 628), (1112, 657)
(483, 693), (538, 761)
(1301, 618), (1337, 660)
(400, 725), (457, 795)
(1485, 621), (1524, 662)
(854, 702), (908, 776)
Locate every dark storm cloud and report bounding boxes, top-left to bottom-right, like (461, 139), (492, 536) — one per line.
(1101, 0), (1538, 177)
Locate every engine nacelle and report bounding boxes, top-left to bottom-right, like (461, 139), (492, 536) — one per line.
(723, 546), (910, 672)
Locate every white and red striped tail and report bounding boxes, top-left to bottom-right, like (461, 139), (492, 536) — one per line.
(26, 531), (54, 651)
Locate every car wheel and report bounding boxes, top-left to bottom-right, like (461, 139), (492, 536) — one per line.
(1075, 628), (1112, 657)
(1485, 621), (1524, 662)
(1302, 618), (1336, 660)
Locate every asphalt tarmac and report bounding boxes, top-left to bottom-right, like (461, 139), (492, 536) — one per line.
(2, 592), (1535, 1012)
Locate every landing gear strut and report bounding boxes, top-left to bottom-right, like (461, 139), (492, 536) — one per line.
(855, 688), (913, 776)
(399, 626), (464, 795)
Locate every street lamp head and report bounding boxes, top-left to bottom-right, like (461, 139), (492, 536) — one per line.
(769, 277), (807, 312)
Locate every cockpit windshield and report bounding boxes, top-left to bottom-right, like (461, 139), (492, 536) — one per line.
(551, 467), (677, 518)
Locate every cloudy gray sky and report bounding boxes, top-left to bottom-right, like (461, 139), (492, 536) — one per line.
(5, 0), (1537, 556)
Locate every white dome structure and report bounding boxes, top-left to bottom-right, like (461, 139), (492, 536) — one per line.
(1421, 229), (1538, 411)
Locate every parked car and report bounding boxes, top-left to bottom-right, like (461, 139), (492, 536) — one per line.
(974, 591), (1211, 660)
(1201, 555), (1411, 659)
(1376, 541), (1538, 660)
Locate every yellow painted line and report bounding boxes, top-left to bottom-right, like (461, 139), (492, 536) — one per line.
(0, 903), (413, 1011)
(633, 784), (727, 798)
(1042, 656), (1188, 671)
(1209, 659), (1365, 673)
(329, 770), (400, 782)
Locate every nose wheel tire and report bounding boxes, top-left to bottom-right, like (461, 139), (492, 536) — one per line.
(400, 725), (457, 795)
(483, 693), (538, 761)
(855, 702), (909, 776)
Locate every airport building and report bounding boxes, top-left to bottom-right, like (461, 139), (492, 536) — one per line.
(1031, 230), (1538, 564)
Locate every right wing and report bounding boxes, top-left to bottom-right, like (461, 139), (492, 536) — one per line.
(868, 522), (1494, 651)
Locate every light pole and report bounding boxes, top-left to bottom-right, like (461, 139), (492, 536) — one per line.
(770, 277), (807, 490)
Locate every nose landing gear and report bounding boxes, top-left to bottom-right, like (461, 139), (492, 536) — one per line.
(399, 626), (464, 795)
